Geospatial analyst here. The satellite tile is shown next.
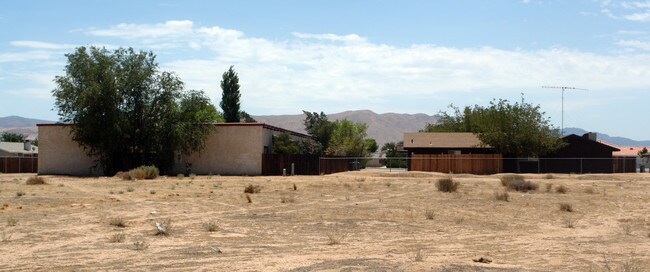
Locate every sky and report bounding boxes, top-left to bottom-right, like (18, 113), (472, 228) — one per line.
(1, 0), (650, 140)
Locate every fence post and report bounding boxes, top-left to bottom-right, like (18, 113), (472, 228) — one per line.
(580, 159), (583, 174)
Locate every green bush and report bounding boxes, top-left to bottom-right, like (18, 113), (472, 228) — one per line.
(124, 165), (159, 180)
(436, 178), (459, 193)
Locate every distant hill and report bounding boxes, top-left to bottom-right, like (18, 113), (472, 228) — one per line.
(2, 114), (648, 147)
(254, 110), (438, 146)
(564, 127), (650, 146)
(0, 116), (55, 140)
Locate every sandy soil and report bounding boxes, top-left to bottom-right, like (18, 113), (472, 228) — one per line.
(0, 170), (648, 271)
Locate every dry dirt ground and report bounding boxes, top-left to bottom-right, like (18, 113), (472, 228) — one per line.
(0, 170), (648, 271)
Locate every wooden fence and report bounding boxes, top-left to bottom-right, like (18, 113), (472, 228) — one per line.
(409, 154), (503, 175)
(261, 154), (355, 175)
(0, 157), (38, 173)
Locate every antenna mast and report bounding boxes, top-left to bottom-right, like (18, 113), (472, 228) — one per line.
(541, 86), (588, 136)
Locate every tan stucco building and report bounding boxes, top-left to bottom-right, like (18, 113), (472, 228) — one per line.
(37, 123), (313, 176)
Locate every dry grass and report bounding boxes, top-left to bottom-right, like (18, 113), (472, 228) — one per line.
(326, 230), (347, 245)
(546, 183), (554, 193)
(500, 174), (525, 187)
(154, 219), (172, 236)
(123, 165), (159, 180)
(108, 232), (125, 243)
(26, 176), (46, 185)
(109, 217), (127, 228)
(414, 247), (425, 262)
(204, 221), (219, 232)
(555, 185), (568, 194)
(280, 195), (296, 203)
(245, 193), (252, 203)
(244, 184), (262, 194)
(584, 187), (596, 194)
(436, 178), (459, 193)
(621, 223), (633, 236)
(494, 191), (509, 202)
(6, 217), (17, 227)
(1, 172), (649, 271)
(1, 232), (12, 242)
(15, 191), (25, 197)
(425, 209), (435, 220)
(559, 203), (574, 212)
(131, 240), (148, 250)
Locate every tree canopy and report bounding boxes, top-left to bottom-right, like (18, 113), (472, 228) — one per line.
(52, 46), (220, 174)
(422, 99), (564, 157)
(302, 111), (335, 153)
(220, 66), (241, 123)
(1, 132), (27, 142)
(326, 119), (370, 157)
(381, 141), (407, 168)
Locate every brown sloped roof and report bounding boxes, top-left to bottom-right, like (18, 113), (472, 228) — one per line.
(403, 132), (488, 148)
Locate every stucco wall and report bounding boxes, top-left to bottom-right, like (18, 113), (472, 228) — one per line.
(38, 125), (101, 176)
(177, 125), (265, 175)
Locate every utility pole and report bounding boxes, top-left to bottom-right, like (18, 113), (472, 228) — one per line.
(541, 86), (588, 136)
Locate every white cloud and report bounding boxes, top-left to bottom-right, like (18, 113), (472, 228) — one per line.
(10, 40), (77, 50)
(616, 39), (650, 50)
(292, 32), (367, 43)
(86, 20), (195, 39)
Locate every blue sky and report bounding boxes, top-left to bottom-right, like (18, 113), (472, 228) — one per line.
(2, 0), (650, 140)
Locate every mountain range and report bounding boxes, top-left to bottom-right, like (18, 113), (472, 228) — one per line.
(1, 112), (648, 147)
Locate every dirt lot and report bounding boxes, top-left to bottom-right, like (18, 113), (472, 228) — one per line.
(0, 170), (648, 271)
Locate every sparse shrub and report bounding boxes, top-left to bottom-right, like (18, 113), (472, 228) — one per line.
(149, 190), (156, 195)
(109, 190), (115, 194)
(177, 173), (184, 179)
(281, 196), (296, 203)
(109, 217), (127, 228)
(621, 223), (633, 236)
(1, 231), (12, 242)
(26, 176), (46, 185)
(500, 174), (525, 187)
(126, 187), (134, 192)
(546, 183), (554, 193)
(246, 193), (252, 203)
(213, 182), (222, 189)
(125, 165), (159, 180)
(544, 174), (554, 179)
(559, 202), (574, 212)
(293, 183), (297, 191)
(414, 247), (424, 262)
(562, 217), (576, 228)
(494, 191), (510, 202)
(131, 240), (149, 250)
(189, 173), (197, 179)
(16, 191), (25, 197)
(170, 185), (176, 190)
(425, 209), (435, 220)
(6, 217), (17, 227)
(244, 184), (262, 194)
(154, 218), (172, 236)
(57, 184), (64, 187)
(505, 177), (538, 192)
(117, 190), (125, 194)
(109, 232), (125, 243)
(436, 178), (459, 193)
(555, 185), (568, 194)
(326, 230), (347, 245)
(204, 221), (219, 232)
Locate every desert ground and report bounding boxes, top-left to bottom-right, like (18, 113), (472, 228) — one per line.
(0, 170), (648, 271)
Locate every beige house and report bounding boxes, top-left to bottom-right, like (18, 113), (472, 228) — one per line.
(37, 123), (313, 176)
(0, 141), (38, 157)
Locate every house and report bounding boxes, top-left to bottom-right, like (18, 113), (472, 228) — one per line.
(402, 132), (500, 174)
(597, 140), (647, 172)
(402, 132), (493, 155)
(521, 133), (622, 174)
(0, 140), (38, 157)
(37, 123), (315, 176)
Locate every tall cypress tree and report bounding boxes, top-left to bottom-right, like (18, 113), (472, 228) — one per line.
(220, 66), (241, 123)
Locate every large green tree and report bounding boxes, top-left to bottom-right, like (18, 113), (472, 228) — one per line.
(220, 66), (241, 123)
(326, 119), (369, 157)
(53, 46), (220, 174)
(381, 141), (407, 168)
(1, 132), (27, 142)
(302, 111), (335, 153)
(422, 99), (563, 157)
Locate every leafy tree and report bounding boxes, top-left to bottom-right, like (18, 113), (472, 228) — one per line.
(0, 132), (26, 142)
(381, 141), (407, 168)
(302, 111), (335, 153)
(422, 99), (563, 157)
(272, 133), (301, 154)
(365, 138), (378, 153)
(52, 46), (220, 174)
(326, 119), (369, 157)
(220, 66), (241, 123)
(239, 111), (256, 123)
(639, 147), (648, 157)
